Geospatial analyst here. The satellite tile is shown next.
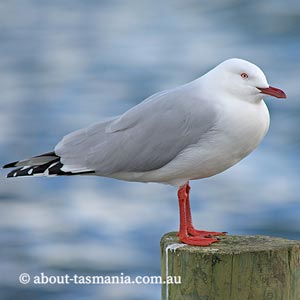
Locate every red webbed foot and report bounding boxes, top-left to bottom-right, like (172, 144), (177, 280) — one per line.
(179, 234), (220, 246)
(187, 227), (227, 237)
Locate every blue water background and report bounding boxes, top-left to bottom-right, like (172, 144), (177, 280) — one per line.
(0, 1), (299, 299)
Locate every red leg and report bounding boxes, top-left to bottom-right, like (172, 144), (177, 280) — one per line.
(177, 183), (219, 246)
(185, 182), (227, 237)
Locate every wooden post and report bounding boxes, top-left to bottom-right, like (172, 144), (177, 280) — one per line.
(161, 232), (300, 300)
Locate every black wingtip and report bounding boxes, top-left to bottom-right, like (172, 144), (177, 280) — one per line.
(3, 161), (19, 169)
(6, 166), (36, 178)
(6, 172), (14, 178)
(6, 168), (19, 177)
(3, 152), (58, 169)
(5, 170), (18, 178)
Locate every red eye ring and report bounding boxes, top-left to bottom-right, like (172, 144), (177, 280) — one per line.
(241, 73), (249, 79)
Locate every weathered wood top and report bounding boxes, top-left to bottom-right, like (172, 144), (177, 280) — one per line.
(161, 232), (300, 254)
(161, 232), (300, 300)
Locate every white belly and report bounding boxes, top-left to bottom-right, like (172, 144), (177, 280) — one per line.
(110, 99), (270, 186)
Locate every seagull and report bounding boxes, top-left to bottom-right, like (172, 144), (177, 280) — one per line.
(3, 58), (286, 246)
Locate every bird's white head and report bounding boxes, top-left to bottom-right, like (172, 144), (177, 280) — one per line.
(204, 58), (286, 103)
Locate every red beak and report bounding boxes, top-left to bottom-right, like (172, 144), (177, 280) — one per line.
(258, 86), (287, 99)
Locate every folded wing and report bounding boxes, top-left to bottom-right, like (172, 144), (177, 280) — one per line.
(55, 84), (217, 176)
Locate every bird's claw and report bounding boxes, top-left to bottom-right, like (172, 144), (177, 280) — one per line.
(179, 235), (220, 246)
(187, 228), (227, 237)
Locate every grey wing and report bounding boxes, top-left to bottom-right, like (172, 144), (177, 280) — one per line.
(55, 86), (217, 175)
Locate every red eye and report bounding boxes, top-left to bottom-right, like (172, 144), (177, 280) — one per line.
(241, 73), (248, 79)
